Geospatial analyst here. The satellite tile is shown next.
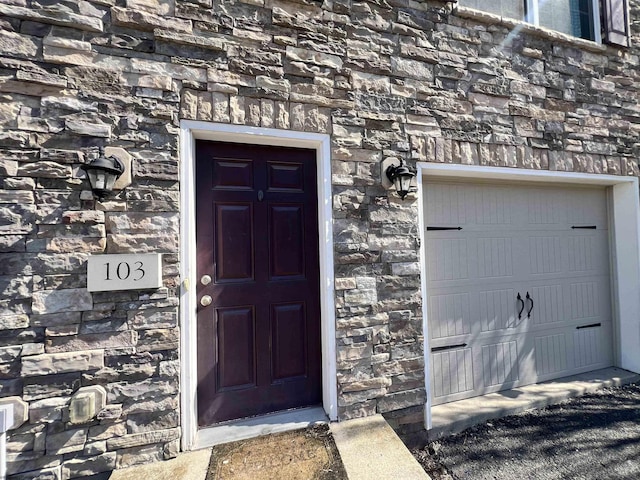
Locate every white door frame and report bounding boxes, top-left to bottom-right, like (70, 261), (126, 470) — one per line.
(178, 121), (338, 451)
(417, 163), (640, 429)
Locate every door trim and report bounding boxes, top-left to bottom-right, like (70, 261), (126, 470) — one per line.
(417, 163), (640, 430)
(179, 121), (337, 451)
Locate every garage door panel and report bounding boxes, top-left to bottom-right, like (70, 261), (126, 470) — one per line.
(473, 185), (514, 226)
(426, 237), (470, 282)
(477, 237), (514, 278)
(529, 284), (564, 326)
(481, 339), (520, 387)
(528, 235), (563, 275)
(566, 188), (608, 227)
(426, 181), (613, 406)
(568, 232), (609, 274)
(425, 183), (470, 226)
(426, 183), (518, 227)
(573, 323), (613, 369)
(431, 346), (474, 400)
(526, 188), (567, 226)
(428, 292), (471, 339)
(534, 332), (569, 377)
(478, 287), (518, 332)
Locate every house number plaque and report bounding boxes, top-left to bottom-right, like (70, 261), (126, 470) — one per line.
(87, 253), (162, 292)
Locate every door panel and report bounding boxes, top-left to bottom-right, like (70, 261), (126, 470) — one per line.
(216, 306), (256, 390)
(196, 141), (322, 426)
(271, 303), (307, 380)
(270, 205), (305, 279)
(215, 204), (254, 282)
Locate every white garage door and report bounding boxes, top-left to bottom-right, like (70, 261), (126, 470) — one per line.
(425, 181), (614, 406)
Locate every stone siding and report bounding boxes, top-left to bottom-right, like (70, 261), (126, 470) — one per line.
(0, 0), (639, 477)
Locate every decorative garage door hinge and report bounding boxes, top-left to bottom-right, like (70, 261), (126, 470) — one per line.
(431, 343), (467, 352)
(571, 225), (597, 229)
(576, 323), (602, 330)
(427, 226), (463, 231)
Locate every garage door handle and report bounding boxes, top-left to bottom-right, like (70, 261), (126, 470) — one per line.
(526, 292), (534, 318)
(517, 293), (525, 319)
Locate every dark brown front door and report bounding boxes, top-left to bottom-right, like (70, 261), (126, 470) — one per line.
(195, 140), (322, 426)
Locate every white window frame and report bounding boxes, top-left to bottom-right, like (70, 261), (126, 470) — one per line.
(526, 0), (602, 43)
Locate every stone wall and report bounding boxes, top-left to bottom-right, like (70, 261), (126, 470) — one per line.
(1, 0), (639, 477)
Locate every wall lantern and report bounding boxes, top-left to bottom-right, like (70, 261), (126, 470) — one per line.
(385, 160), (416, 200)
(82, 148), (125, 200)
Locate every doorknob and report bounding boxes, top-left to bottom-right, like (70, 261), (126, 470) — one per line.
(201, 275), (212, 285)
(200, 295), (212, 307)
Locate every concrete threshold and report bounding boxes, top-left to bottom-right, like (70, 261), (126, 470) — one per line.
(195, 405), (328, 448)
(430, 366), (640, 439)
(331, 414), (431, 480)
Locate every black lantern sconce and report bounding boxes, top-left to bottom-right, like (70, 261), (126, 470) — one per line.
(385, 159), (416, 200)
(82, 148), (125, 200)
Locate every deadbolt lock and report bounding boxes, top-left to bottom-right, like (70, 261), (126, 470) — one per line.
(201, 275), (212, 285)
(200, 295), (212, 307)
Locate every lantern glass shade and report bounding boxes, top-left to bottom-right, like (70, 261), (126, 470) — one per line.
(82, 150), (124, 199)
(385, 161), (415, 200)
(87, 169), (117, 192)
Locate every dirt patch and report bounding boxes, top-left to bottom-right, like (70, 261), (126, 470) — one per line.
(206, 424), (347, 480)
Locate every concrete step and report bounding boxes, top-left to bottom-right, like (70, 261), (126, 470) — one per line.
(330, 414), (431, 480)
(108, 448), (211, 480)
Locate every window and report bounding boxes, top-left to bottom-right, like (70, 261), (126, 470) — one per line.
(459, 0), (630, 46)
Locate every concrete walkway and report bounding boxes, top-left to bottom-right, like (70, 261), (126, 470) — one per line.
(429, 367), (639, 438)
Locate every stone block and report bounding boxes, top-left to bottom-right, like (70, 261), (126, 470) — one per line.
(46, 428), (88, 456)
(0, 396), (27, 430)
(116, 443), (164, 469)
(0, 314), (29, 330)
(29, 397), (68, 424)
(106, 234), (178, 254)
(23, 373), (80, 402)
(111, 6), (191, 33)
(16, 70), (67, 88)
(6, 452), (61, 477)
(0, 159), (19, 176)
(61, 452), (116, 479)
(0, 204), (36, 235)
(7, 465), (61, 480)
(106, 427), (180, 450)
(17, 162), (72, 179)
(45, 331), (137, 354)
(31, 289), (92, 315)
(344, 289), (377, 306)
(21, 351), (104, 376)
(376, 388), (426, 413)
(128, 308), (177, 330)
(65, 119), (111, 138)
(286, 46), (343, 69)
(0, 29), (38, 59)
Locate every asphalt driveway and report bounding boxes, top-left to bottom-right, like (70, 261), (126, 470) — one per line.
(413, 383), (640, 480)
